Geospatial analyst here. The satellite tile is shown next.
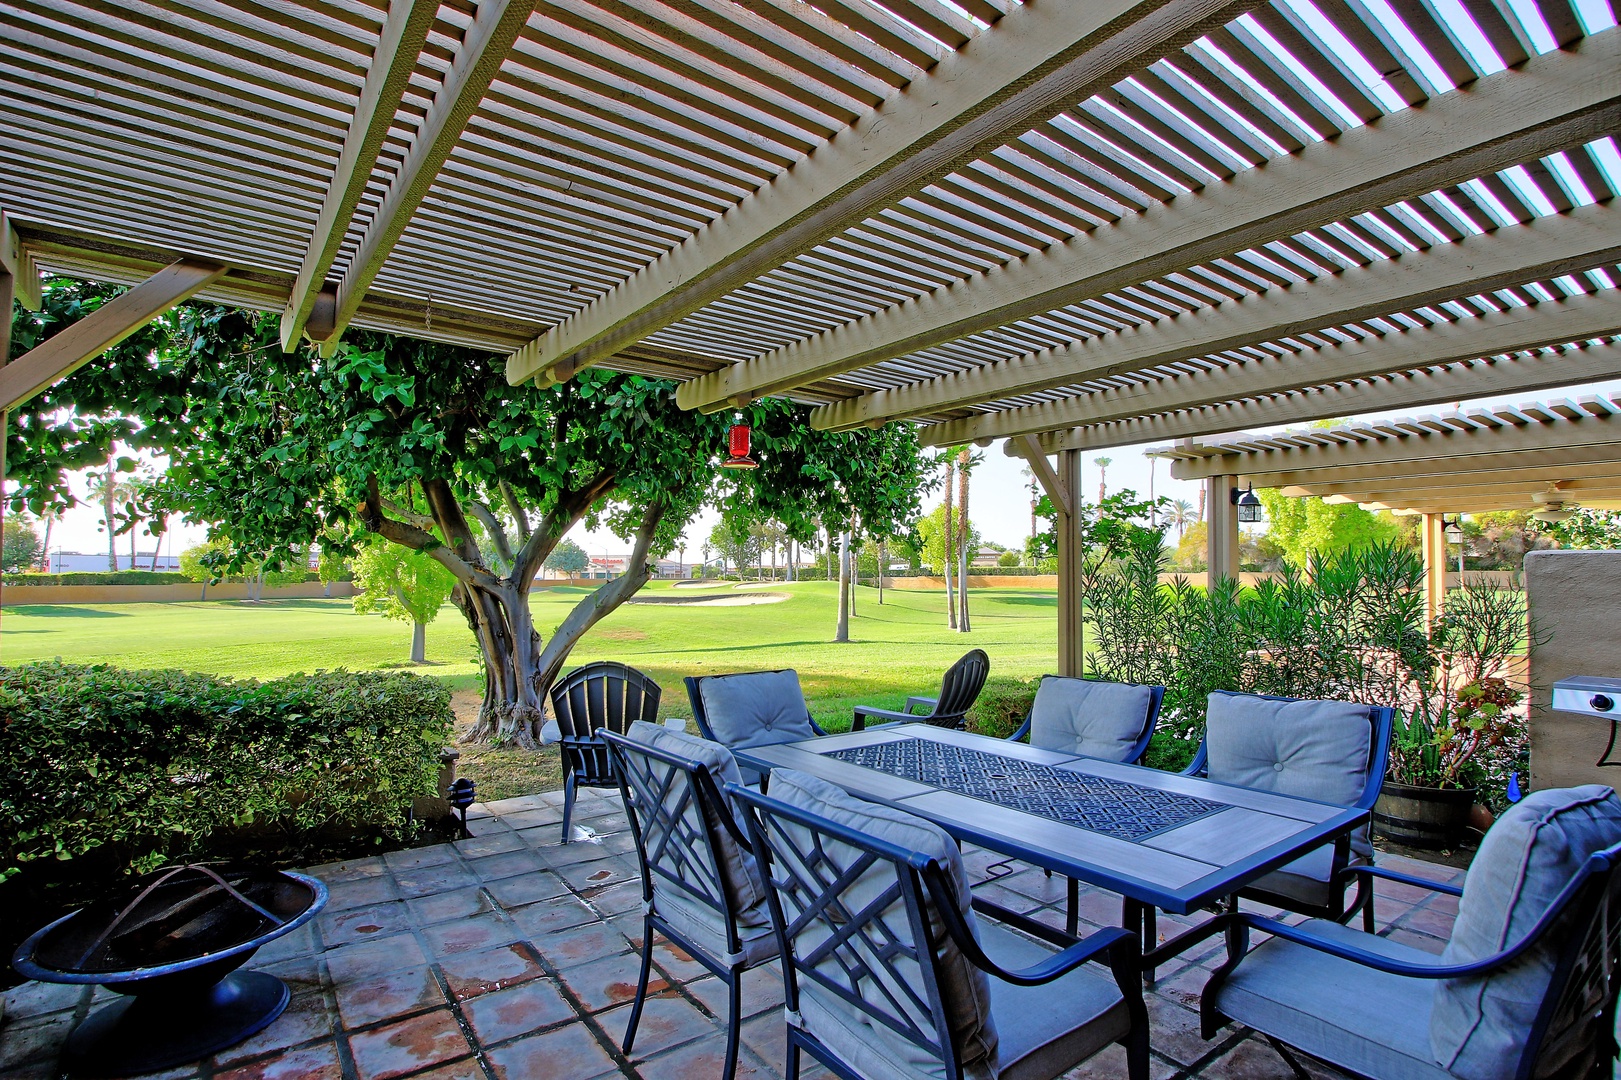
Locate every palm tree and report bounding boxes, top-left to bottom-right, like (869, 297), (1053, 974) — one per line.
(1167, 499), (1195, 540)
(1095, 456), (1112, 505)
(86, 461), (133, 571)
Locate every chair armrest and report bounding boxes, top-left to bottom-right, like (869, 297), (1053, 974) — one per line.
(1233, 913), (1514, 979)
(1005, 715), (1032, 743)
(905, 695), (938, 714)
(853, 705), (920, 726)
(1336, 863), (1465, 897)
(1180, 742), (1209, 778)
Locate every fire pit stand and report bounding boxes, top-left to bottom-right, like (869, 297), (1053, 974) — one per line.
(12, 866), (327, 1077)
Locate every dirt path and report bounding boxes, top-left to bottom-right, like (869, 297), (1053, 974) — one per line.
(450, 689), (564, 803)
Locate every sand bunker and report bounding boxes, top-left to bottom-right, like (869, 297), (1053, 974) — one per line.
(629, 591), (789, 607)
(671, 579), (730, 589)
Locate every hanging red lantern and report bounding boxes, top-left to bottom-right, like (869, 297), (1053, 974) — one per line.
(722, 421), (758, 469)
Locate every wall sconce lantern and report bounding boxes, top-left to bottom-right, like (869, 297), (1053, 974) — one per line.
(1442, 516), (1465, 543)
(1233, 483), (1264, 524)
(722, 420), (758, 470)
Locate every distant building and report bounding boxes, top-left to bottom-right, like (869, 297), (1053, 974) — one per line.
(45, 551), (182, 572)
(971, 546), (1005, 568)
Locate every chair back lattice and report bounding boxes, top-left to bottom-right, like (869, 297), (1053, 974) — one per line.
(1524, 844), (1621, 1079)
(601, 732), (751, 954)
(732, 786), (965, 1077)
(550, 662), (662, 787)
(927, 649), (991, 728)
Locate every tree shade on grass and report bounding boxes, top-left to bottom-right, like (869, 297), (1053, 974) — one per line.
(0, 582), (1060, 731)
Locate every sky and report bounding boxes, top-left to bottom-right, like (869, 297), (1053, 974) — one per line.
(35, 374), (1621, 566)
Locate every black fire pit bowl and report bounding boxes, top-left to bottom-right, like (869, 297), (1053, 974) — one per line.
(12, 867), (328, 1077)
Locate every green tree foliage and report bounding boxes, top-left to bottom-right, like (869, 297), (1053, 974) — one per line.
(709, 519), (761, 575)
(542, 537), (590, 576)
(10, 282), (927, 745)
(1549, 508), (1621, 550)
(352, 540), (457, 663)
(1254, 489), (1407, 570)
(2, 514), (42, 573)
(916, 503), (979, 574)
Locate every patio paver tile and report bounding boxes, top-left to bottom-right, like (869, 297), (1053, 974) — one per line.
(388, 1056), (485, 1080)
(485, 871), (568, 909)
(383, 846), (463, 871)
(334, 965), (445, 1030)
(586, 882), (645, 916)
(211, 988), (336, 1068)
(532, 922), (634, 969)
(394, 866), (480, 899)
(213, 1039), (344, 1080)
(631, 1034), (776, 1079)
(498, 807), (564, 831)
(0, 1012), (74, 1071)
(438, 942), (547, 1002)
(325, 875), (403, 911)
(1, 980), (85, 1022)
(558, 951), (667, 1013)
(482, 1021), (619, 1080)
(507, 895), (600, 938)
(321, 902), (414, 948)
(306, 857), (388, 883)
(452, 832), (526, 858)
(420, 912), (519, 958)
(405, 886), (492, 926)
(345, 1007), (471, 1080)
(462, 978), (577, 1045)
(467, 851), (549, 883)
(601, 992), (721, 1059)
(325, 934), (430, 982)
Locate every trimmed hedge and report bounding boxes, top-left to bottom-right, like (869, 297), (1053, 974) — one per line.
(965, 676), (1037, 739)
(0, 663), (453, 882)
(4, 571), (193, 585)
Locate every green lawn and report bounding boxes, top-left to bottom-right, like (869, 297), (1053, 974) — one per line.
(0, 581), (1060, 728)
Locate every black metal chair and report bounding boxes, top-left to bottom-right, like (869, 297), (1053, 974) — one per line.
(549, 661), (662, 843)
(1201, 789), (1621, 1080)
(730, 768), (1150, 1080)
(600, 726), (777, 1080)
(852, 648), (990, 730)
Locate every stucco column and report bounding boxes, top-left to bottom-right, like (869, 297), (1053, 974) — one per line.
(1206, 474), (1240, 582)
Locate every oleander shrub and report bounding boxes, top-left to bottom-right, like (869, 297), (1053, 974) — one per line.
(965, 676), (1038, 740)
(0, 662), (453, 883)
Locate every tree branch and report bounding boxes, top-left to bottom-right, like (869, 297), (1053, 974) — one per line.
(362, 476), (501, 592)
(534, 499), (666, 681)
(514, 468), (616, 586)
(498, 480), (530, 543)
(379, 497), (437, 533)
(467, 499), (514, 571)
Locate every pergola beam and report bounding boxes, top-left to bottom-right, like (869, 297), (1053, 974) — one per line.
(928, 289), (1621, 446)
(509, 0), (1249, 387)
(704, 29), (1621, 414)
(1279, 458), (1621, 496)
(279, 0), (438, 349)
(0, 209), (40, 311)
(322, 0), (532, 347)
(0, 259), (226, 411)
(893, 199), (1621, 434)
(1023, 339), (1621, 454)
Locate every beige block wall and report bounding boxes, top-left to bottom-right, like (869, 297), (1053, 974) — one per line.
(1526, 550), (1621, 795)
(1, 581), (356, 605)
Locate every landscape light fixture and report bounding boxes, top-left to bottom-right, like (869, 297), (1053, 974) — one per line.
(722, 419), (758, 470)
(1442, 516), (1465, 543)
(1232, 483), (1263, 524)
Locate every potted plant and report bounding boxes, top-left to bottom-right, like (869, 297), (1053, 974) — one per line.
(1376, 675), (1525, 848)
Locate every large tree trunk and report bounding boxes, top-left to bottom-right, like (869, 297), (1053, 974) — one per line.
(943, 457), (957, 629)
(957, 447), (971, 633)
(411, 621), (427, 663)
(38, 516), (51, 572)
(102, 461), (117, 571)
(878, 540), (886, 605)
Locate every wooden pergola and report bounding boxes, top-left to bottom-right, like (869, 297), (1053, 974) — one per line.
(1151, 393), (1621, 621)
(1, 0), (1619, 673)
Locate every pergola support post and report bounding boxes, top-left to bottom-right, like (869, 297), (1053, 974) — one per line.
(1421, 512), (1448, 629)
(1, 259), (13, 626)
(1056, 448), (1085, 677)
(1207, 475), (1240, 582)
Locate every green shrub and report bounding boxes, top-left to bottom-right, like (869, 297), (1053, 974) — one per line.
(965, 676), (1037, 739)
(0, 663), (453, 882)
(4, 571), (192, 585)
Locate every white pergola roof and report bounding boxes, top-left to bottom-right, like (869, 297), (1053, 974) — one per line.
(1151, 393), (1621, 513)
(2, 0), (1620, 435)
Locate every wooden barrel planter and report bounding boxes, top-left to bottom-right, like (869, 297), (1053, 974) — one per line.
(1373, 782), (1478, 849)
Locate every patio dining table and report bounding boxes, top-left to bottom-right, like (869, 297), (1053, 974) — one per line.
(732, 723), (1370, 972)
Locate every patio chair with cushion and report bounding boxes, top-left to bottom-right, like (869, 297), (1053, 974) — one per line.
(685, 669), (862, 787)
(1200, 784), (1621, 1080)
(853, 648), (990, 730)
(600, 723), (779, 1080)
(549, 660), (662, 843)
(1005, 676), (1165, 936)
(731, 767), (1151, 1080)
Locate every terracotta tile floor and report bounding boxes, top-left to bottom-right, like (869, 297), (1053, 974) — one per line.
(2, 788), (1466, 1079)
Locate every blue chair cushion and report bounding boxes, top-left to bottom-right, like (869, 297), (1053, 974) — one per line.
(770, 769), (997, 1080)
(698, 670), (817, 750)
(1243, 844), (1370, 910)
(1214, 919), (1453, 1080)
(1207, 693), (1373, 858)
(624, 722), (772, 950)
(1431, 785), (1621, 1080)
(1028, 677), (1153, 762)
